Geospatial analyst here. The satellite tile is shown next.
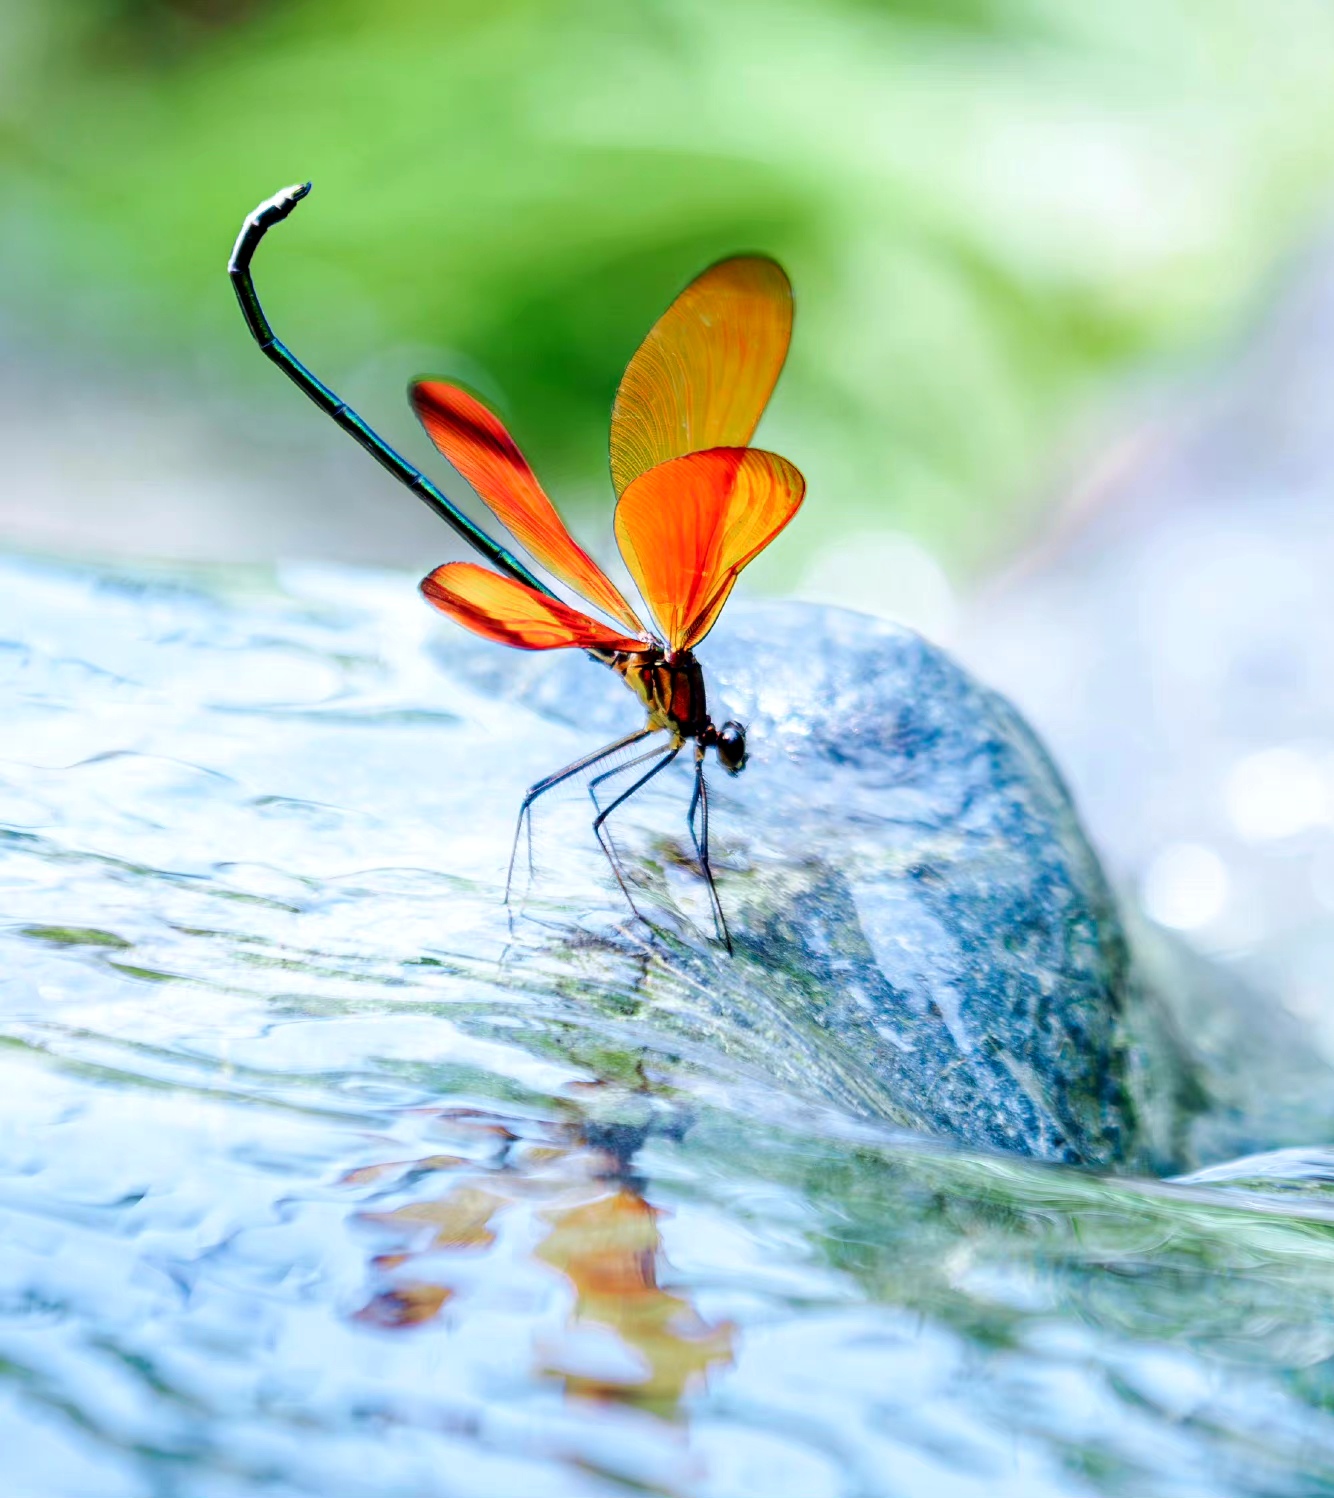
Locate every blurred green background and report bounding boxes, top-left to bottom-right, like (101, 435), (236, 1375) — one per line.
(5, 0), (1334, 613)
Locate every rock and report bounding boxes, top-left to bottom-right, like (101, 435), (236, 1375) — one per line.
(957, 246), (1334, 1157)
(442, 600), (1140, 1167)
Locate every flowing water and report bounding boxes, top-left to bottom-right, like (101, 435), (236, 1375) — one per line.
(5, 554), (1334, 1498)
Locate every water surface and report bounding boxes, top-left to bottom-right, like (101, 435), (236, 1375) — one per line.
(4, 556), (1334, 1497)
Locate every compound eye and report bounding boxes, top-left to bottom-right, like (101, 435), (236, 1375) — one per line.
(717, 720), (747, 775)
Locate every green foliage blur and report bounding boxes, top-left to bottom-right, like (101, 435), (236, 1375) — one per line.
(5, 0), (1334, 581)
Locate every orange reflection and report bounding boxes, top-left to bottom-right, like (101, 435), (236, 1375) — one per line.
(535, 1186), (734, 1412)
(345, 1112), (734, 1419)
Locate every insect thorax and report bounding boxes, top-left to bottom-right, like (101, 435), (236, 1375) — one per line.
(613, 649), (711, 740)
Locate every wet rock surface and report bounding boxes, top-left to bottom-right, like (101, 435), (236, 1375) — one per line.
(453, 603), (1138, 1167)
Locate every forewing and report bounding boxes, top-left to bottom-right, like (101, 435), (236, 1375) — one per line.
(609, 256), (793, 497)
(421, 563), (645, 653)
(613, 448), (805, 652)
(412, 380), (644, 635)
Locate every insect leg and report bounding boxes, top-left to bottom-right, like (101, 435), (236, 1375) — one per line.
(591, 745), (682, 924)
(587, 740), (675, 816)
(506, 726), (656, 903)
(687, 745), (731, 953)
(586, 740), (677, 896)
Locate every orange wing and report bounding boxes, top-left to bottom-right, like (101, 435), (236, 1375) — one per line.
(609, 256), (793, 498)
(421, 563), (646, 653)
(412, 381), (645, 636)
(614, 448), (805, 652)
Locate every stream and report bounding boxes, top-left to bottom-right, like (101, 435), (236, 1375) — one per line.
(4, 554), (1334, 1498)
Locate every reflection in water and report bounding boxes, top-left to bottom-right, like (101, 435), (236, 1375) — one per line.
(536, 1187), (733, 1412)
(349, 1108), (733, 1423)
